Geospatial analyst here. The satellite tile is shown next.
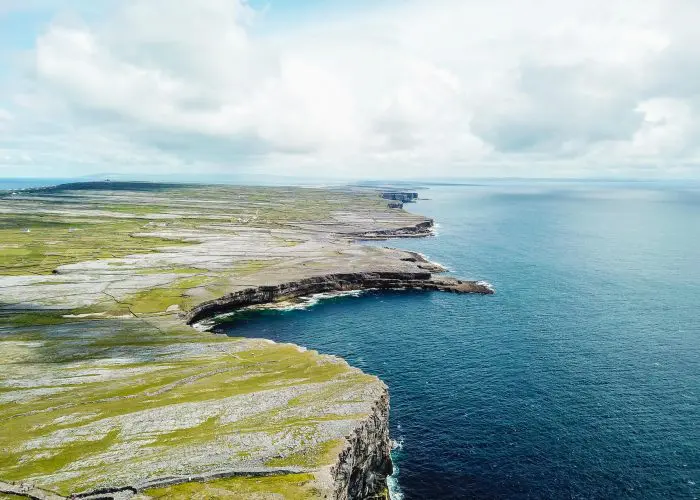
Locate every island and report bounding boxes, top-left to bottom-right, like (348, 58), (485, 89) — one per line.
(0, 182), (491, 499)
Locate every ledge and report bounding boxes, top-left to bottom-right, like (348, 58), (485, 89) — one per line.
(185, 271), (493, 325)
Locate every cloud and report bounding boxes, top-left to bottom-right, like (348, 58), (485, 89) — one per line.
(1, 0), (699, 178)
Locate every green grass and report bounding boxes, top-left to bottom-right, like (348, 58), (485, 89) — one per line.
(266, 439), (346, 469)
(0, 184), (391, 276)
(1, 430), (120, 481)
(136, 267), (207, 275)
(144, 473), (321, 499)
(273, 237), (304, 247)
(0, 216), (190, 276)
(0, 316), (372, 494)
(233, 259), (278, 275)
(124, 276), (211, 314)
(99, 204), (173, 216)
(0, 310), (77, 328)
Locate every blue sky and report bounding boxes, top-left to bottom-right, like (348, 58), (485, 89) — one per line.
(0, 10), (44, 50)
(0, 0), (699, 179)
(0, 0), (376, 47)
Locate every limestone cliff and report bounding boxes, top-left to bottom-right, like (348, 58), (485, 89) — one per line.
(346, 220), (435, 239)
(185, 271), (492, 324)
(330, 385), (393, 499)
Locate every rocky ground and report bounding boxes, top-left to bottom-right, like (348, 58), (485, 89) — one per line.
(0, 182), (486, 499)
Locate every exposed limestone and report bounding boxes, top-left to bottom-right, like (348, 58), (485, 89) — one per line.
(328, 387), (393, 500)
(0, 182), (491, 499)
(380, 192), (418, 204)
(345, 220), (435, 240)
(186, 272), (492, 325)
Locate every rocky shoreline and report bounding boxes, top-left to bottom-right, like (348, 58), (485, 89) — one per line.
(345, 220), (435, 240)
(330, 386), (393, 500)
(185, 271), (493, 325)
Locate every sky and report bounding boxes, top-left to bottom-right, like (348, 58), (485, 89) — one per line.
(0, 0), (699, 180)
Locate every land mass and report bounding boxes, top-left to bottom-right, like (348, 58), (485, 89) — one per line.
(0, 182), (490, 499)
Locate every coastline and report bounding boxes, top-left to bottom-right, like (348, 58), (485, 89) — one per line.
(185, 270), (492, 325)
(0, 183), (490, 499)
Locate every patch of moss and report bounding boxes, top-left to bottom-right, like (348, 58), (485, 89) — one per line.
(0, 311), (76, 328)
(0, 430), (120, 482)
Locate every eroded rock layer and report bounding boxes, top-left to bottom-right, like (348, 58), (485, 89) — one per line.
(186, 272), (492, 324)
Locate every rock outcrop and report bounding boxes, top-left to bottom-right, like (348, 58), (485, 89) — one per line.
(345, 220), (435, 240)
(185, 271), (493, 324)
(331, 386), (393, 500)
(381, 192), (418, 203)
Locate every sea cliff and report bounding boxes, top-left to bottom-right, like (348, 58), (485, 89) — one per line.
(185, 271), (491, 325)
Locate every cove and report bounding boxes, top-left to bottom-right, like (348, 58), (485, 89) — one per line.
(215, 182), (700, 500)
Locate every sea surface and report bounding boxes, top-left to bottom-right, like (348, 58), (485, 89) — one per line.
(0, 178), (75, 190)
(216, 181), (699, 499)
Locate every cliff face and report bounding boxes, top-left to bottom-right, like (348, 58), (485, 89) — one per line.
(381, 192), (419, 203)
(331, 386), (393, 500)
(346, 220), (435, 239)
(185, 271), (493, 324)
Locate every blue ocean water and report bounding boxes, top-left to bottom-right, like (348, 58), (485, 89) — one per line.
(217, 182), (700, 499)
(0, 178), (75, 190)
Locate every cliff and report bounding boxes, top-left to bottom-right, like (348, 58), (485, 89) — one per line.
(330, 386), (393, 500)
(185, 271), (492, 324)
(381, 192), (419, 203)
(346, 220), (435, 240)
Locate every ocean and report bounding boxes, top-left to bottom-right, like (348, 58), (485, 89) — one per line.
(0, 178), (76, 191)
(215, 181), (699, 499)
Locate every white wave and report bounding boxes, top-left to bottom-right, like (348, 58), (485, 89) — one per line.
(192, 319), (215, 331)
(476, 280), (495, 292)
(431, 260), (450, 272)
(194, 289), (368, 330)
(388, 477), (404, 500)
(264, 289), (365, 312)
(388, 460), (404, 500)
(388, 434), (405, 500)
(411, 251), (450, 272)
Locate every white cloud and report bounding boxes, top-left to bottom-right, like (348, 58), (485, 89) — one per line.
(1, 0), (700, 178)
(628, 98), (694, 156)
